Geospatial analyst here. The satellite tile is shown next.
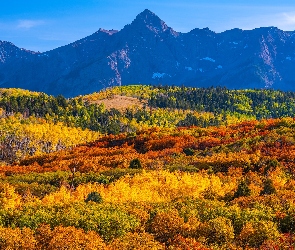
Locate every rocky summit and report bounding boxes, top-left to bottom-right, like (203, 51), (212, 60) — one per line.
(0, 9), (295, 97)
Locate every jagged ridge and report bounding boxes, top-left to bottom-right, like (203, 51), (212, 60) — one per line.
(0, 9), (294, 97)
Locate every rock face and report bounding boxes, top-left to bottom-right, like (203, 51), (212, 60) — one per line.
(0, 9), (295, 97)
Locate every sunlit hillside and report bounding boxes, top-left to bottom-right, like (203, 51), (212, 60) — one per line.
(0, 86), (295, 249)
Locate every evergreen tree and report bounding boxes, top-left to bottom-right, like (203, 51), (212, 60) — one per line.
(260, 179), (276, 195)
(234, 180), (251, 198)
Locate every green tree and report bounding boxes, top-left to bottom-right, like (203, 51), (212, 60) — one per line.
(129, 158), (142, 169)
(234, 181), (251, 198)
(260, 179), (276, 195)
(85, 192), (103, 203)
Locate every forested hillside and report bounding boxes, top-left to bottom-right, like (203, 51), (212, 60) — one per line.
(0, 86), (295, 249)
(2, 86), (295, 133)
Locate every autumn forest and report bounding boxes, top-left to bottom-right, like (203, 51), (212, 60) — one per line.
(1, 85), (295, 249)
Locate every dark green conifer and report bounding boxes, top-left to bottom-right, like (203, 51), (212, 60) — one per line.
(129, 158), (142, 169)
(234, 180), (251, 198)
(260, 179), (276, 195)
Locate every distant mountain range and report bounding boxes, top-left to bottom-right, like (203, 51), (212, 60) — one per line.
(0, 9), (295, 97)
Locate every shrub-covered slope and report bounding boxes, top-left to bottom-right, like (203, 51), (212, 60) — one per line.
(0, 86), (295, 248)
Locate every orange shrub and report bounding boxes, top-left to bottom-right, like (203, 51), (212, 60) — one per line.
(108, 232), (165, 250)
(168, 235), (210, 250)
(36, 225), (106, 250)
(0, 227), (37, 250)
(149, 209), (185, 243)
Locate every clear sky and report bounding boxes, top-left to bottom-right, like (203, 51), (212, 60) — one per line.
(1, 0), (295, 52)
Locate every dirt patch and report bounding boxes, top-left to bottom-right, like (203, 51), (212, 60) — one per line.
(90, 95), (147, 111)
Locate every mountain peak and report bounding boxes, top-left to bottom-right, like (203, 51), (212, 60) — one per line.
(133, 9), (163, 26)
(140, 9), (155, 15)
(137, 9), (157, 19)
(129, 9), (177, 36)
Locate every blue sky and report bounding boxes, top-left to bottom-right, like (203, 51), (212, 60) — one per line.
(1, 0), (295, 52)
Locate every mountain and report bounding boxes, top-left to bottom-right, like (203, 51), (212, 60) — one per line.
(0, 9), (295, 97)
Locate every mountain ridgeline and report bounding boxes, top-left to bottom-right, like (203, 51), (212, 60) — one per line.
(0, 9), (295, 97)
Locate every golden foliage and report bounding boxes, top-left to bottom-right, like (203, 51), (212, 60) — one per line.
(149, 209), (185, 243)
(0, 115), (99, 162)
(108, 232), (165, 250)
(0, 227), (37, 250)
(35, 224), (106, 250)
(238, 221), (280, 247)
(47, 226), (106, 250)
(199, 217), (235, 245)
(168, 235), (210, 250)
(0, 184), (22, 210)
